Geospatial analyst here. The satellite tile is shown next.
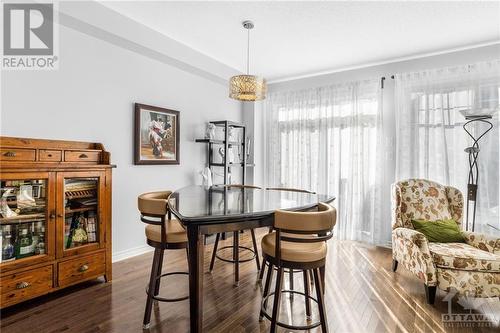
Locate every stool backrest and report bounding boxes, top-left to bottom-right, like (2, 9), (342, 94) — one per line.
(138, 191), (173, 244)
(274, 202), (336, 234)
(138, 191), (172, 217)
(272, 203), (336, 264)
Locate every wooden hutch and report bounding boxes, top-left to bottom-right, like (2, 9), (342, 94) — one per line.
(0, 137), (114, 308)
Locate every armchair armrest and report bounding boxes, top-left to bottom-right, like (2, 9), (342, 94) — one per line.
(392, 227), (437, 285)
(462, 231), (500, 254)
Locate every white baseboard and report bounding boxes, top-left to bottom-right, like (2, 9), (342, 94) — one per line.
(112, 245), (153, 263)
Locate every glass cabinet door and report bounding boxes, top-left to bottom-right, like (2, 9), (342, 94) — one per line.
(0, 173), (54, 267)
(58, 171), (105, 257)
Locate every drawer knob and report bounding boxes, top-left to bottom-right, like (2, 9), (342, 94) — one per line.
(47, 154), (53, 157)
(16, 281), (31, 289)
(78, 264), (89, 272)
(79, 154), (88, 158)
(4, 151), (16, 157)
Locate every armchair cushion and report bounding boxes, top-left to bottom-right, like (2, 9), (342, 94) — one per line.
(462, 231), (500, 254)
(428, 243), (500, 272)
(411, 218), (465, 243)
(392, 227), (437, 285)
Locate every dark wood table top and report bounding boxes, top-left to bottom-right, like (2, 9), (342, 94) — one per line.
(169, 185), (335, 224)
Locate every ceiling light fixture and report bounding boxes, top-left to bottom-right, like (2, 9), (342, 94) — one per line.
(229, 20), (267, 102)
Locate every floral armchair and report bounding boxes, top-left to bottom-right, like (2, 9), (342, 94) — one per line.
(391, 179), (500, 304)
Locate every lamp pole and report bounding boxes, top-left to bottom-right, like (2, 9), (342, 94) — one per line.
(463, 115), (493, 232)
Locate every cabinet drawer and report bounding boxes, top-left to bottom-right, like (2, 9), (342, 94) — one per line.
(58, 252), (105, 287)
(39, 149), (62, 162)
(64, 150), (100, 162)
(0, 148), (36, 162)
(1, 265), (53, 308)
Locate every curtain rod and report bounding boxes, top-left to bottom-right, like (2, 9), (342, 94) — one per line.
(380, 75), (395, 89)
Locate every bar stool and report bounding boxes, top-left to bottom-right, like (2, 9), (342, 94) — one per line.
(260, 202), (336, 333)
(258, 188), (317, 296)
(138, 191), (189, 329)
(209, 184), (261, 286)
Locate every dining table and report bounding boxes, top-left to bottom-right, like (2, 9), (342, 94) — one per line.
(168, 185), (335, 333)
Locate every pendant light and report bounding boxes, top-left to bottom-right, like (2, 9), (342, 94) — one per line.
(229, 20), (267, 101)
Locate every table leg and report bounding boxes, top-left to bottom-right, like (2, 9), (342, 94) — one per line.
(320, 265), (326, 294)
(233, 230), (239, 286)
(187, 224), (204, 333)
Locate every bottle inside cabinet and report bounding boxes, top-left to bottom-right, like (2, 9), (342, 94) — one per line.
(0, 179), (47, 263)
(64, 178), (99, 249)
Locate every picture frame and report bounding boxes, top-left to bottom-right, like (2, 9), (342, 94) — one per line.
(134, 103), (180, 165)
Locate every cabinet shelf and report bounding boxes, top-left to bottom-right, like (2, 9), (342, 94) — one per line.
(210, 120), (244, 128)
(0, 213), (45, 224)
(195, 139), (241, 146)
(65, 189), (97, 199)
(210, 162), (255, 167)
(7, 200), (46, 207)
(65, 206), (97, 214)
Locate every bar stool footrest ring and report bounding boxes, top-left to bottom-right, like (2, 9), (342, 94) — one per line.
(215, 245), (256, 263)
(261, 290), (321, 330)
(145, 271), (189, 302)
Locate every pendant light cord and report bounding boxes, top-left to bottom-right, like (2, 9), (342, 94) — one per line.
(246, 27), (250, 75)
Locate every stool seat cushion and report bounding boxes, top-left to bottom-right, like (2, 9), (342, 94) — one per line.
(261, 232), (327, 263)
(145, 218), (187, 244)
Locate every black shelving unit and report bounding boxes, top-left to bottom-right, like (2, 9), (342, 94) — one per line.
(195, 120), (253, 185)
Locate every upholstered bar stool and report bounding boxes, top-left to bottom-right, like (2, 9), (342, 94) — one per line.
(138, 191), (189, 329)
(260, 203), (336, 333)
(209, 184), (261, 286)
(258, 187), (317, 296)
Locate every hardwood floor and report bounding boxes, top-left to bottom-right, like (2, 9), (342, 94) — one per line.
(1, 229), (499, 333)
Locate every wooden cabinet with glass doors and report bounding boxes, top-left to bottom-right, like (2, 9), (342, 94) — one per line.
(0, 137), (113, 308)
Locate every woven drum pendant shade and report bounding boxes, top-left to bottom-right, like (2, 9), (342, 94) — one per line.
(229, 20), (266, 102)
(229, 75), (267, 101)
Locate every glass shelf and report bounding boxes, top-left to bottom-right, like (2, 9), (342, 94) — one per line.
(64, 178), (99, 249)
(1, 179), (47, 263)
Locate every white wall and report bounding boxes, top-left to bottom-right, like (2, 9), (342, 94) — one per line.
(242, 102), (265, 186)
(0, 4), (242, 260)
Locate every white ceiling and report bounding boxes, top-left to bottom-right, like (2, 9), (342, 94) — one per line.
(101, 1), (500, 81)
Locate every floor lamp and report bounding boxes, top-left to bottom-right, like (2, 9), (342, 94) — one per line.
(463, 115), (493, 232)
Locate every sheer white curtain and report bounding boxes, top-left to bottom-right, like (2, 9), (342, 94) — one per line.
(395, 60), (500, 233)
(264, 80), (390, 245)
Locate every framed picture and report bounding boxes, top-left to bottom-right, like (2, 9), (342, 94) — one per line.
(134, 103), (180, 165)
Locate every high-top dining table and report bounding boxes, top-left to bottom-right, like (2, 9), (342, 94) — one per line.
(168, 185), (335, 333)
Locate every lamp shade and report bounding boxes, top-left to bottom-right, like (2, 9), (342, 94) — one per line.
(229, 75), (267, 101)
